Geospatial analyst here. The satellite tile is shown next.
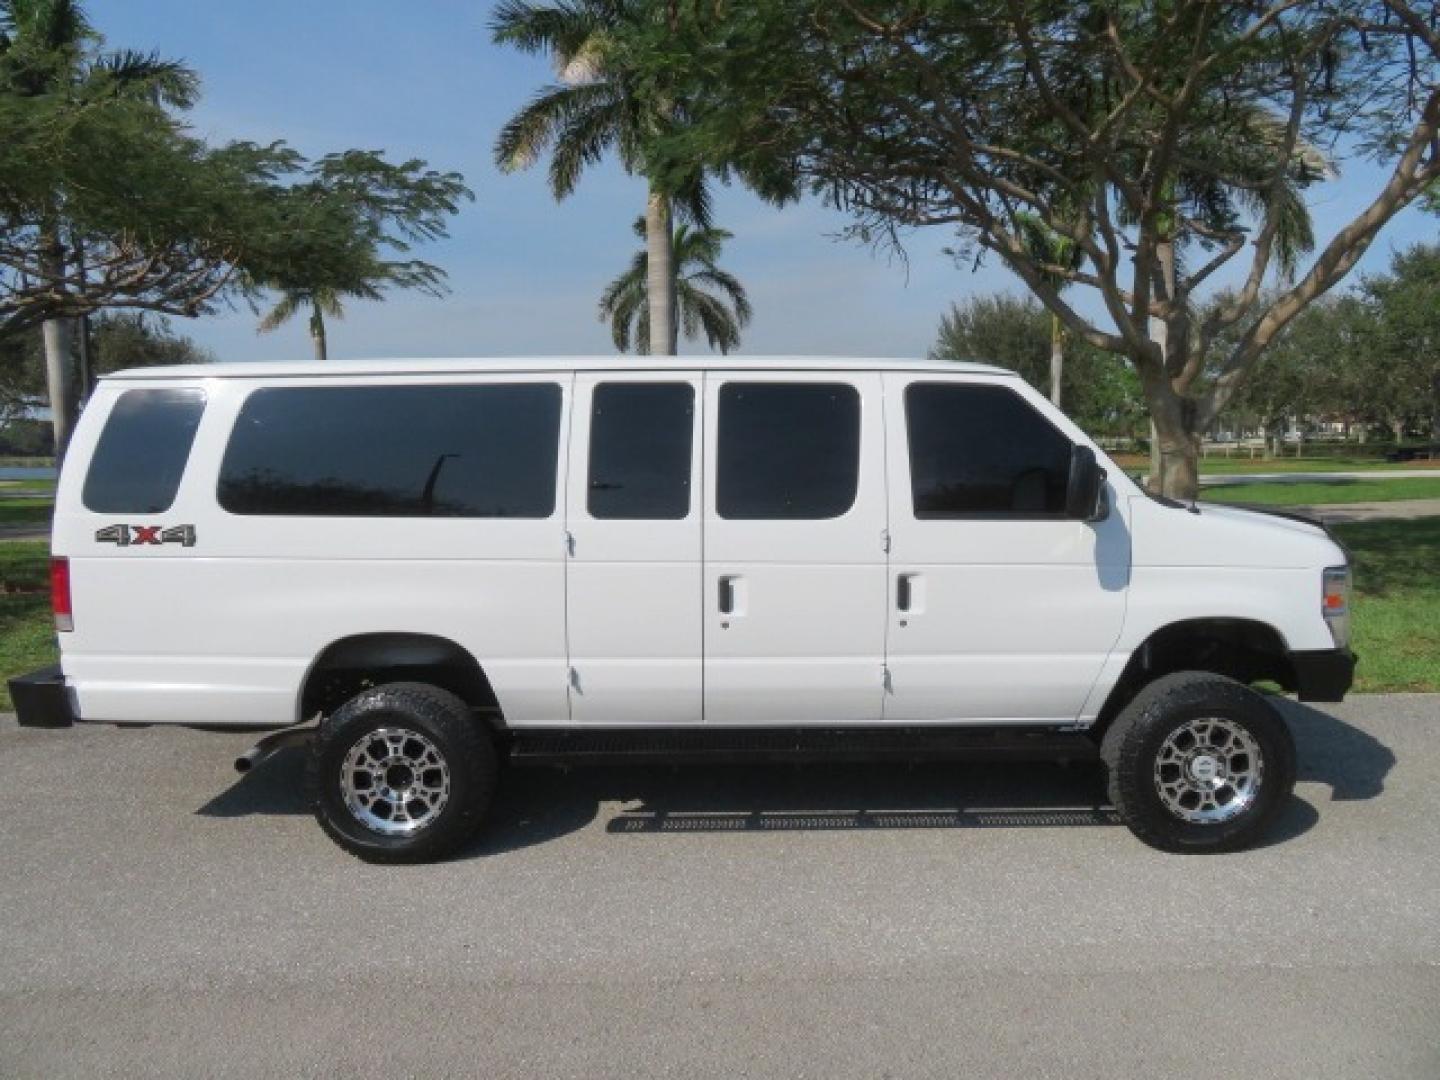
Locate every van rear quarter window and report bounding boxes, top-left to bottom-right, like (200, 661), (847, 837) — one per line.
(218, 383), (561, 518)
(82, 388), (206, 513)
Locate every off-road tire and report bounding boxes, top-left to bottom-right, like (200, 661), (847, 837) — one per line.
(1100, 671), (1296, 853)
(307, 682), (497, 863)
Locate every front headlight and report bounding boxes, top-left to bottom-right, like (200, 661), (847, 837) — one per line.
(1322, 565), (1351, 649)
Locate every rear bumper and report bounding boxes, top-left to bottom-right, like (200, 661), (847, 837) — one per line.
(1289, 648), (1356, 703)
(8, 665), (76, 728)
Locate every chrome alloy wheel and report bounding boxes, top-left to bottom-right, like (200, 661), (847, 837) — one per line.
(340, 727), (452, 836)
(1153, 716), (1264, 824)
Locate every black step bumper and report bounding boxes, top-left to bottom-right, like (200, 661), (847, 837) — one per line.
(8, 665), (76, 728)
(1289, 648), (1356, 703)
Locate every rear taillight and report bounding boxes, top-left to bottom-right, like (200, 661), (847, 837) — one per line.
(1322, 565), (1350, 649)
(50, 557), (73, 632)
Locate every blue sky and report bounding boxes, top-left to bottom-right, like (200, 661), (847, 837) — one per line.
(97, 1), (1437, 364)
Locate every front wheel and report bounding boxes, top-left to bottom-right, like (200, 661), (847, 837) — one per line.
(1101, 672), (1296, 853)
(307, 682), (497, 863)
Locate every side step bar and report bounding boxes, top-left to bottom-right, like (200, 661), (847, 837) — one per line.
(506, 727), (1099, 768)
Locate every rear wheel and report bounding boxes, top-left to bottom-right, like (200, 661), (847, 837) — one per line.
(1101, 672), (1296, 853)
(307, 682), (497, 863)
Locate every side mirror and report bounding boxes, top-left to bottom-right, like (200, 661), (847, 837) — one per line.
(1066, 445), (1109, 522)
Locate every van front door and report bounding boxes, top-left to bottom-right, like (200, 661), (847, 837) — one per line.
(565, 374), (703, 725)
(702, 372), (888, 726)
(881, 374), (1130, 724)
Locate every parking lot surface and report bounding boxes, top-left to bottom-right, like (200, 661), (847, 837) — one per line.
(2, 696), (1437, 1079)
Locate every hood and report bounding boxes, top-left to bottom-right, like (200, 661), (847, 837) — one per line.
(1129, 495), (1348, 570)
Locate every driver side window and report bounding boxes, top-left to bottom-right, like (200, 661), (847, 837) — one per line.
(904, 382), (1072, 518)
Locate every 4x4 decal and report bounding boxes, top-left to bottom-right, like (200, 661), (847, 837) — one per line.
(95, 524), (196, 547)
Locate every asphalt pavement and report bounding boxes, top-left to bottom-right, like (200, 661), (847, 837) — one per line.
(1, 695), (1437, 1079)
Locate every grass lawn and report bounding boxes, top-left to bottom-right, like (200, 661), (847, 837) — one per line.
(1109, 452), (1438, 475)
(0, 542), (55, 711)
(1334, 518), (1440, 693)
(0, 478), (57, 493)
(1203, 476), (1440, 506)
(0, 497), (54, 527)
(1200, 456), (1437, 474)
(0, 520), (1434, 712)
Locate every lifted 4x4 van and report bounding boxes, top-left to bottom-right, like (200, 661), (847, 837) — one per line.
(11, 357), (1354, 861)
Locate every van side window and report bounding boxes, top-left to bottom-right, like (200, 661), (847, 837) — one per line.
(82, 388), (206, 513)
(588, 383), (693, 519)
(218, 384), (561, 518)
(905, 383), (1071, 517)
(717, 382), (860, 519)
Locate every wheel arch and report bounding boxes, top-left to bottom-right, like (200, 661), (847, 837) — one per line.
(297, 633), (502, 729)
(1092, 617), (1294, 738)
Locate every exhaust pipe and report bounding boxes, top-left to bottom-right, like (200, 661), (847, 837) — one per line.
(234, 728), (314, 774)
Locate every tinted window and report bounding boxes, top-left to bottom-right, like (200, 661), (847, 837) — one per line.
(83, 388), (206, 513)
(905, 383), (1072, 517)
(219, 384), (561, 517)
(717, 382), (860, 519)
(588, 383), (693, 519)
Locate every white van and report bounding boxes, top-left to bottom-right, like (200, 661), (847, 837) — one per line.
(11, 358), (1354, 861)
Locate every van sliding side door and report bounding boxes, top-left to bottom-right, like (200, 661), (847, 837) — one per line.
(564, 372), (705, 726)
(701, 371), (888, 727)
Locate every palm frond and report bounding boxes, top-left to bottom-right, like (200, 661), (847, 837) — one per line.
(5, 0), (92, 52)
(548, 92), (627, 199)
(490, 0), (606, 63)
(494, 80), (622, 197)
(257, 292), (303, 334)
(680, 287), (742, 354)
(88, 49), (199, 108)
(671, 171), (714, 231)
(687, 268), (751, 324)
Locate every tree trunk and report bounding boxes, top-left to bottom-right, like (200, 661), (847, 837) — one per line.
(1150, 401), (1200, 501)
(1431, 368), (1440, 457)
(76, 313), (94, 405)
(644, 187), (675, 356)
(310, 307), (328, 362)
(42, 317), (76, 463)
(39, 234), (77, 462)
(1267, 417), (1284, 459)
(1048, 313), (1064, 408)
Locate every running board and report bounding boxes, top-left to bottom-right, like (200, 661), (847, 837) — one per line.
(505, 727), (1099, 767)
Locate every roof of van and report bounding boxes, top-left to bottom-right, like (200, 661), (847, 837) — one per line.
(103, 356), (1016, 380)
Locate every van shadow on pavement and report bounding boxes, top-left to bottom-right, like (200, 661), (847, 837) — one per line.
(196, 698), (1394, 859)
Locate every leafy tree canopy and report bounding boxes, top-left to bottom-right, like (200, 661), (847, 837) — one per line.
(618, 0), (1440, 496)
(930, 293), (1143, 438)
(0, 3), (471, 336)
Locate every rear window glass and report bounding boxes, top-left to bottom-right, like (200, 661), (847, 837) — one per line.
(82, 388), (206, 513)
(217, 383), (562, 518)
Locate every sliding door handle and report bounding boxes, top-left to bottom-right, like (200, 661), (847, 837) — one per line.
(718, 575), (737, 615)
(897, 573), (922, 614)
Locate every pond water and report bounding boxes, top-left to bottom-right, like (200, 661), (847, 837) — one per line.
(0, 467), (57, 481)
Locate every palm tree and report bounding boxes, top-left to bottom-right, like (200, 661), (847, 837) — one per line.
(257, 287), (347, 363)
(600, 217), (750, 354)
(1015, 214), (1081, 409)
(0, 0), (197, 458)
(491, 0), (711, 356)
